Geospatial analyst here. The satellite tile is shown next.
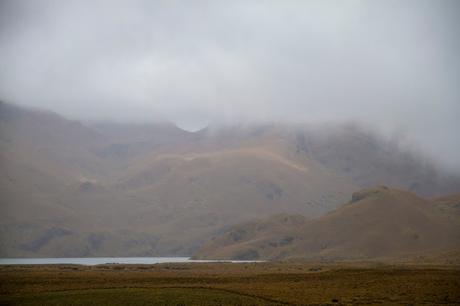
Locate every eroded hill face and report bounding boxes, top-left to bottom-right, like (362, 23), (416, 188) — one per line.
(1, 102), (459, 257)
(193, 187), (460, 260)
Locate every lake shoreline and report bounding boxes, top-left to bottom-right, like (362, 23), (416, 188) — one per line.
(0, 257), (264, 266)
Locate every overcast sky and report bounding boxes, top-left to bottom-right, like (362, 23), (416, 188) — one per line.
(0, 0), (459, 169)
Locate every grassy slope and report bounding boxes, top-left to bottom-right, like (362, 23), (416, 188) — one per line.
(194, 187), (460, 260)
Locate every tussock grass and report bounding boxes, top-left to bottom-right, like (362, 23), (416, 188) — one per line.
(1, 262), (459, 305)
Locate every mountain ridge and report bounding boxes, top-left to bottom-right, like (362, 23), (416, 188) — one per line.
(1, 101), (459, 257)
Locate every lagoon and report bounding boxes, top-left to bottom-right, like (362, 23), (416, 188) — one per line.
(0, 257), (261, 265)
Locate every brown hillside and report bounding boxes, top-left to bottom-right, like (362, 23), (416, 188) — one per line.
(193, 186), (460, 260)
(1, 101), (459, 257)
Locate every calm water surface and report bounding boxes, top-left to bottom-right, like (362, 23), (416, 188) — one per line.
(0, 257), (262, 265)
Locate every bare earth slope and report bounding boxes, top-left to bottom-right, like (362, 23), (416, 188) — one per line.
(193, 186), (460, 260)
(1, 101), (459, 257)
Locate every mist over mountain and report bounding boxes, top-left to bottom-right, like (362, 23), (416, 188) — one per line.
(0, 1), (459, 262)
(1, 0), (460, 171)
(1, 102), (459, 257)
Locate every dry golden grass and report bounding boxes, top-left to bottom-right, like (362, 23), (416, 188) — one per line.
(1, 262), (459, 305)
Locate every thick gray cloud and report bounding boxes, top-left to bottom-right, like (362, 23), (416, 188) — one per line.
(0, 0), (459, 169)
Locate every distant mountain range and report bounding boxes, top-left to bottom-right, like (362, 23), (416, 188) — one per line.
(1, 101), (459, 258)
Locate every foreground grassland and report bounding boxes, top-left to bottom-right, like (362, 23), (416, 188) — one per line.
(0, 262), (459, 305)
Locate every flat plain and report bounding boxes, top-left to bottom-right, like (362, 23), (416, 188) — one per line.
(1, 262), (459, 305)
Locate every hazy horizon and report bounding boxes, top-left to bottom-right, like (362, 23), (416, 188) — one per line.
(1, 0), (459, 169)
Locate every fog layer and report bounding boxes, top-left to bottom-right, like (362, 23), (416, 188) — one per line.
(0, 0), (459, 169)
